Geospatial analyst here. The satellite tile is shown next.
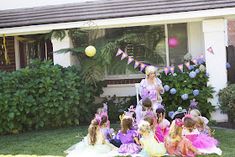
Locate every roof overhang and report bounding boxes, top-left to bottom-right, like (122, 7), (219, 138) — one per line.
(1, 7), (235, 36)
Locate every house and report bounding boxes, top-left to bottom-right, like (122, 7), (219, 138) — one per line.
(1, 0), (235, 122)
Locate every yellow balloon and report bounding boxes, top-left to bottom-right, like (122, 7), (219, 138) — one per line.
(85, 45), (96, 57)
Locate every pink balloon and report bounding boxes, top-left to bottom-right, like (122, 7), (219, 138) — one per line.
(168, 37), (179, 48)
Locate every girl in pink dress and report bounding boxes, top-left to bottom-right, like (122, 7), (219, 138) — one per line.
(165, 118), (200, 157)
(182, 115), (222, 155)
(155, 107), (170, 143)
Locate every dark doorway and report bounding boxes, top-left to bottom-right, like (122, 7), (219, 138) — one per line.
(226, 45), (235, 84)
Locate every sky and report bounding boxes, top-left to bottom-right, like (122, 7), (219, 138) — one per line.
(1, 0), (100, 10)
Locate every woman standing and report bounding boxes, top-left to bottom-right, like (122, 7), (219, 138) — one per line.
(140, 65), (164, 110)
(136, 65), (164, 123)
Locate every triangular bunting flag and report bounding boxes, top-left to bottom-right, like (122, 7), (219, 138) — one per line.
(134, 61), (140, 69)
(140, 63), (146, 72)
(164, 67), (169, 75)
(185, 62), (190, 70)
(178, 64), (183, 72)
(192, 59), (197, 65)
(121, 53), (128, 60)
(127, 57), (134, 64)
(116, 49), (123, 56)
(207, 47), (214, 54)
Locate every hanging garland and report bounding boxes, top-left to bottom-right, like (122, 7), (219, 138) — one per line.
(3, 34), (10, 65)
(116, 48), (205, 75)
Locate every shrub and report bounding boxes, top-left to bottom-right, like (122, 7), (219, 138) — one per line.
(160, 63), (215, 119)
(218, 84), (235, 124)
(0, 60), (105, 134)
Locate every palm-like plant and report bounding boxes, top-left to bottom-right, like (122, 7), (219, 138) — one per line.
(52, 26), (165, 83)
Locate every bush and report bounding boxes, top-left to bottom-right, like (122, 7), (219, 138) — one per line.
(218, 84), (235, 124)
(160, 63), (215, 119)
(0, 60), (105, 134)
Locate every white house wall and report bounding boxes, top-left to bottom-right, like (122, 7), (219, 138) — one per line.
(101, 84), (136, 97)
(51, 32), (76, 67)
(203, 19), (228, 122)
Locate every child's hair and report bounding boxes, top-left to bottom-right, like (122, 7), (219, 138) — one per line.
(100, 114), (108, 126)
(169, 119), (183, 139)
(142, 97), (152, 109)
(121, 116), (133, 134)
(144, 115), (154, 128)
(156, 107), (165, 124)
(138, 120), (151, 134)
(195, 116), (204, 128)
(190, 109), (201, 117)
(88, 118), (100, 145)
(183, 116), (196, 132)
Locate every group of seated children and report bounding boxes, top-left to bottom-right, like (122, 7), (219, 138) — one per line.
(65, 99), (222, 157)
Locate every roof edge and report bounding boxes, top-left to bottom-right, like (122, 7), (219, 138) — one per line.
(1, 7), (235, 36)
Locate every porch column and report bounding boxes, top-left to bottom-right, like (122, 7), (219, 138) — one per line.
(14, 36), (20, 70)
(202, 19), (228, 122)
(51, 31), (78, 67)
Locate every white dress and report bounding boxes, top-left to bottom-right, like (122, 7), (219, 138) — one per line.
(66, 131), (116, 157)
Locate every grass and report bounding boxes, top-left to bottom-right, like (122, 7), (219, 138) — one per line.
(0, 126), (234, 157)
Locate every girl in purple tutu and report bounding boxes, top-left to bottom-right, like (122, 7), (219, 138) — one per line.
(182, 115), (222, 155)
(117, 115), (141, 154)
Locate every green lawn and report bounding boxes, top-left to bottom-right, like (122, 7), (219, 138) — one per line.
(0, 126), (234, 157)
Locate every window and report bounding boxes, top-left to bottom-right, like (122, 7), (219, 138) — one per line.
(104, 25), (166, 76)
(18, 35), (53, 68)
(102, 23), (188, 77)
(168, 23), (188, 66)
